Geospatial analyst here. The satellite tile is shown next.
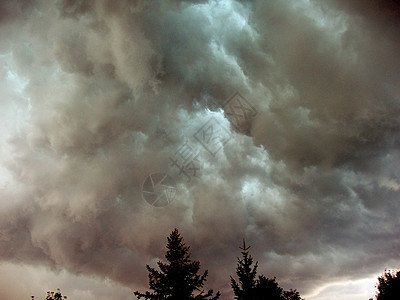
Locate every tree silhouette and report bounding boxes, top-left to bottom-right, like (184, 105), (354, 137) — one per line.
(255, 275), (282, 300)
(230, 240), (258, 299)
(134, 228), (220, 300)
(31, 288), (67, 300)
(231, 240), (303, 300)
(375, 269), (400, 299)
(283, 289), (303, 300)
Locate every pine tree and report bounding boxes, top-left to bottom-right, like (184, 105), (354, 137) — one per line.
(230, 240), (303, 300)
(134, 228), (220, 300)
(230, 239), (258, 300)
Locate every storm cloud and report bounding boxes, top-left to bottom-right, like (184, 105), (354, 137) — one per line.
(0, 0), (399, 299)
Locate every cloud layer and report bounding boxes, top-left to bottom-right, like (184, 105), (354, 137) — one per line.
(1, 0), (400, 299)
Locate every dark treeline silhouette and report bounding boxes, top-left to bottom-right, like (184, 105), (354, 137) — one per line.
(134, 229), (303, 299)
(31, 288), (67, 300)
(31, 229), (400, 299)
(374, 269), (400, 300)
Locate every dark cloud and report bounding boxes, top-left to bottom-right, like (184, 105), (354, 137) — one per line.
(324, 0), (400, 26)
(0, 0), (399, 299)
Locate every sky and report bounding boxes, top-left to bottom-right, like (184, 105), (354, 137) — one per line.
(0, 0), (399, 299)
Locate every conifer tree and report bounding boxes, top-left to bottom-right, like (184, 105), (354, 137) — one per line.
(231, 240), (303, 300)
(134, 228), (220, 300)
(230, 239), (258, 299)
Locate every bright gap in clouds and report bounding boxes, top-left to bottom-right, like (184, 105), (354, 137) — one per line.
(0, 262), (133, 300)
(306, 276), (378, 300)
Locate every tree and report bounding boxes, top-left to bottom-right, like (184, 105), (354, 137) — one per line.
(134, 228), (220, 300)
(375, 269), (400, 299)
(230, 240), (303, 300)
(230, 240), (282, 300)
(255, 275), (282, 300)
(282, 289), (303, 300)
(230, 240), (258, 299)
(31, 289), (67, 300)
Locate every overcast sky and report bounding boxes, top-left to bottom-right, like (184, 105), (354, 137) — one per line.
(0, 0), (400, 299)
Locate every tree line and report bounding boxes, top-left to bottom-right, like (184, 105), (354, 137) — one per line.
(133, 229), (302, 300)
(32, 229), (400, 300)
